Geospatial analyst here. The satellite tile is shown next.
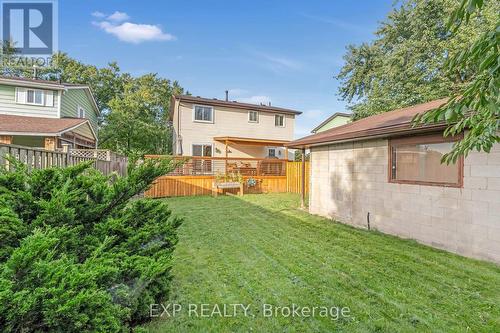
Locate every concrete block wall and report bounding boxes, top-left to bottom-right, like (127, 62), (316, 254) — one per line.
(309, 139), (500, 263)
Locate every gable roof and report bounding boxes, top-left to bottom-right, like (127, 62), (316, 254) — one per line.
(172, 95), (302, 116)
(287, 98), (449, 148)
(0, 114), (96, 140)
(311, 112), (351, 133)
(0, 76), (100, 116)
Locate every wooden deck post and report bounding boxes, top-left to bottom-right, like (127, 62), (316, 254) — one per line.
(225, 139), (229, 174)
(300, 148), (306, 208)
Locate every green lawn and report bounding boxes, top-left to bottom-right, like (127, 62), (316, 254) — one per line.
(146, 193), (500, 332)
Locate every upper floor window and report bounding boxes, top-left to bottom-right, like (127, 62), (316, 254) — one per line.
(275, 114), (285, 127)
(389, 134), (463, 187)
(268, 148), (276, 158)
(248, 110), (259, 123)
(15, 88), (54, 107)
(77, 106), (86, 118)
(193, 105), (213, 123)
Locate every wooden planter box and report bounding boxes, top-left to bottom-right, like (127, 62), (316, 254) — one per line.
(212, 181), (244, 197)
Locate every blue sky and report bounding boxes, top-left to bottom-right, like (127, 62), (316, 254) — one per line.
(59, 0), (392, 138)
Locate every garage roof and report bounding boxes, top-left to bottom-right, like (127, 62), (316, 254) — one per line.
(287, 98), (449, 148)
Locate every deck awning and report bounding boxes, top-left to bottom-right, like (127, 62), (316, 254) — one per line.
(213, 136), (291, 146)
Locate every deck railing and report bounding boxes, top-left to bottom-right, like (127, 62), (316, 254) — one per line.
(145, 155), (287, 176)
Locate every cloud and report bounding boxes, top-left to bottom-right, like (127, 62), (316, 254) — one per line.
(91, 11), (106, 18)
(92, 11), (176, 44)
(107, 11), (130, 22)
(238, 95), (271, 105)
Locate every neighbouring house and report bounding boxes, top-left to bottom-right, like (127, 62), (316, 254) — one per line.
(0, 76), (99, 150)
(170, 94), (301, 160)
(288, 98), (500, 263)
(311, 112), (351, 133)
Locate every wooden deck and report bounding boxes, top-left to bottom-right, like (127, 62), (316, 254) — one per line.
(143, 157), (309, 198)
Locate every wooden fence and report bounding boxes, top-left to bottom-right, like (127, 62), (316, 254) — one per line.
(0, 143), (128, 177)
(144, 156), (309, 198)
(286, 161), (310, 194)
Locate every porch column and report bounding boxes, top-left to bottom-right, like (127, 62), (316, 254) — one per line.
(300, 148), (306, 209)
(225, 139), (229, 173)
(0, 135), (13, 144)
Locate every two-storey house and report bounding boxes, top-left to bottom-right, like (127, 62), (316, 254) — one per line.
(0, 76), (99, 150)
(170, 94), (301, 160)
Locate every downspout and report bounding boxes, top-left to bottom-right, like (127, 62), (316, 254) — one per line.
(177, 99), (183, 155)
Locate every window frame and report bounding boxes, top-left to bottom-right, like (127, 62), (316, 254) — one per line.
(274, 114), (285, 127)
(191, 143), (213, 157)
(25, 89), (45, 106)
(268, 148), (276, 158)
(248, 110), (259, 123)
(77, 105), (86, 118)
(388, 133), (464, 188)
(192, 105), (214, 123)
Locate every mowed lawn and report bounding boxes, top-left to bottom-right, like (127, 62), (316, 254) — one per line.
(146, 193), (500, 332)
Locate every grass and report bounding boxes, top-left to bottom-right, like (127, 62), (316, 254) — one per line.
(146, 193), (500, 332)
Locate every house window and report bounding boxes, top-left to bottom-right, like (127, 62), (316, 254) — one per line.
(248, 110), (259, 123)
(77, 106), (85, 118)
(389, 134), (463, 187)
(15, 88), (54, 107)
(192, 144), (212, 157)
(194, 105), (213, 122)
(26, 89), (44, 105)
(268, 148), (276, 158)
(192, 144), (213, 173)
(275, 114), (285, 127)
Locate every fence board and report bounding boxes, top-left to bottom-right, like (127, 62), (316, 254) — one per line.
(0, 143), (127, 177)
(286, 161), (310, 194)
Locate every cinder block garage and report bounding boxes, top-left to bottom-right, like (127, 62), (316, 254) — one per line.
(289, 99), (500, 263)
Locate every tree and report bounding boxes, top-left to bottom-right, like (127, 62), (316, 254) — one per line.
(336, 0), (498, 121)
(414, 0), (499, 163)
(99, 74), (184, 157)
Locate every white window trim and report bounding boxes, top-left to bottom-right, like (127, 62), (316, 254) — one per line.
(248, 110), (259, 123)
(25, 88), (45, 106)
(191, 143), (214, 156)
(275, 114), (285, 127)
(77, 105), (86, 118)
(192, 105), (214, 123)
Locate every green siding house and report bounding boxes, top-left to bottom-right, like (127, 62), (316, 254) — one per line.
(0, 76), (99, 150)
(311, 112), (351, 133)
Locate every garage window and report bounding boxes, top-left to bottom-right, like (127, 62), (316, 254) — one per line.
(389, 134), (463, 187)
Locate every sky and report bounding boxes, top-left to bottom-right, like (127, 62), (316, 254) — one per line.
(58, 0), (393, 139)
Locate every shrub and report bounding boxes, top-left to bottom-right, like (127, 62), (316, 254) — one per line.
(0, 158), (182, 332)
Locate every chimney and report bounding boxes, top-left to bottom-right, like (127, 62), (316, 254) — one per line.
(225, 90), (229, 101)
(268, 101), (271, 106)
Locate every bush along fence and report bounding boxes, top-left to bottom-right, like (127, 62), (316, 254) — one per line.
(143, 155), (310, 198)
(0, 143), (128, 177)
